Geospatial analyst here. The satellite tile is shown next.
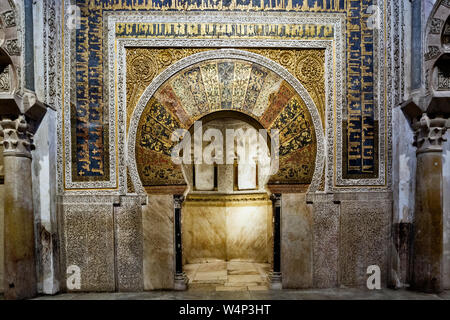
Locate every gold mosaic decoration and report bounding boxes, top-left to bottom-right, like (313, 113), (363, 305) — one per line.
(126, 48), (210, 127)
(126, 48), (325, 130)
(246, 48), (325, 125)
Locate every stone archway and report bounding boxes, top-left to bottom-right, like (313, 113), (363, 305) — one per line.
(127, 49), (325, 196)
(128, 49), (325, 291)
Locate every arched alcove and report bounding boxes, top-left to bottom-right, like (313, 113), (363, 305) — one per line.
(129, 50), (324, 195)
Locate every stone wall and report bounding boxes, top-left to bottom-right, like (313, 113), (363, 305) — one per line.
(31, 109), (59, 294)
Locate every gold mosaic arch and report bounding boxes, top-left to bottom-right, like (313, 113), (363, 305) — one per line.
(132, 55), (321, 189)
(126, 48), (326, 129)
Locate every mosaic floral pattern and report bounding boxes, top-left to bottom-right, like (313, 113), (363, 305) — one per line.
(136, 58), (317, 186)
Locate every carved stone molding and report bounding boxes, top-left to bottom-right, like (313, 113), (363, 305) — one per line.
(0, 114), (34, 158)
(412, 114), (448, 154)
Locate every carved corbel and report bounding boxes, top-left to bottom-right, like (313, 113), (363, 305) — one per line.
(22, 90), (47, 132)
(0, 89), (47, 157)
(0, 89), (47, 132)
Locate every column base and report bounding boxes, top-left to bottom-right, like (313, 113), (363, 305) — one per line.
(268, 271), (282, 290)
(174, 272), (189, 291)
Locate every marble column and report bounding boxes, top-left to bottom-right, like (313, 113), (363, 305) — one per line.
(269, 193), (282, 289)
(0, 115), (37, 299)
(411, 114), (448, 293)
(174, 195), (188, 290)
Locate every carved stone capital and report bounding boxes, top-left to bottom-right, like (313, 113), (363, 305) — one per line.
(270, 193), (281, 207)
(173, 194), (185, 208)
(412, 114), (448, 154)
(0, 115), (34, 158)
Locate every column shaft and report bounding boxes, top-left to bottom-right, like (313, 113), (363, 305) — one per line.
(411, 114), (447, 293)
(174, 197), (183, 275)
(1, 116), (37, 299)
(173, 195), (187, 290)
(273, 197), (281, 273)
(270, 193), (282, 289)
(412, 152), (443, 292)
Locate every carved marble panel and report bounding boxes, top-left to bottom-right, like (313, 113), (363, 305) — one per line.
(1, 10), (16, 28)
(339, 199), (391, 288)
(312, 201), (340, 288)
(114, 197), (144, 292)
(60, 203), (115, 291)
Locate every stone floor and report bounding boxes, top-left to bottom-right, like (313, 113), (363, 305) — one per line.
(2, 262), (450, 300)
(26, 288), (450, 300)
(184, 261), (271, 291)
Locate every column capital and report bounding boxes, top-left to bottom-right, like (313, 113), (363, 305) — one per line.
(0, 114), (34, 158)
(412, 113), (448, 154)
(173, 194), (185, 209)
(270, 193), (281, 207)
